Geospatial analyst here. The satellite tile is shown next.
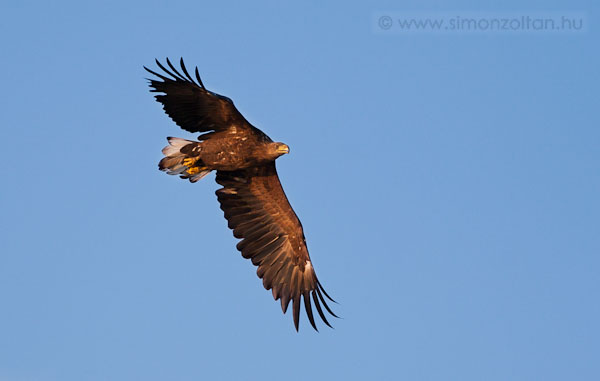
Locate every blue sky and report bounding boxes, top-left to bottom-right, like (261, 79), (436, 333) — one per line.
(1, 1), (599, 380)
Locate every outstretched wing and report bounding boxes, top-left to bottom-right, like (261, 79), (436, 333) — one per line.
(215, 163), (337, 331)
(144, 58), (256, 135)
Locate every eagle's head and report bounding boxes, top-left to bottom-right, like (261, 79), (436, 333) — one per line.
(269, 142), (290, 159)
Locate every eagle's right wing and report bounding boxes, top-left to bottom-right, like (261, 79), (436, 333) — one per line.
(215, 163), (338, 331)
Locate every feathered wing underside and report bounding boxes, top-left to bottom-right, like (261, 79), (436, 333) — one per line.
(215, 163), (337, 331)
(144, 58), (257, 137)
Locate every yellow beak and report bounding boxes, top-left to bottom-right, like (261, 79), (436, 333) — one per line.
(276, 144), (290, 154)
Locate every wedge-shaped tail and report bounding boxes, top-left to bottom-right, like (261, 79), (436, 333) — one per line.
(159, 137), (211, 183)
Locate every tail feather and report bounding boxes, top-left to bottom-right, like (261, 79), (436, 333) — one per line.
(159, 137), (212, 182)
(189, 170), (211, 182)
(162, 136), (192, 156)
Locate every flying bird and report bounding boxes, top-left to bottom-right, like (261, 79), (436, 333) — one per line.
(145, 58), (337, 331)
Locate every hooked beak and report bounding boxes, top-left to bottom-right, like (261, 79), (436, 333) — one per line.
(276, 144), (290, 154)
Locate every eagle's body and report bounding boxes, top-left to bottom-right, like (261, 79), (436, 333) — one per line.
(178, 128), (284, 172)
(145, 58), (336, 331)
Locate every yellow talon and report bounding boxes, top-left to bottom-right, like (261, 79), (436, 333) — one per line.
(187, 166), (207, 175)
(187, 166), (201, 175)
(183, 157), (197, 167)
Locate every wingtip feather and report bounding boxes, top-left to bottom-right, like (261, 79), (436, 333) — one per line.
(292, 296), (300, 331)
(303, 292), (318, 331)
(312, 290), (333, 329)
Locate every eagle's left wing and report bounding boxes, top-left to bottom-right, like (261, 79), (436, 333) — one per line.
(144, 58), (257, 136)
(215, 163), (337, 331)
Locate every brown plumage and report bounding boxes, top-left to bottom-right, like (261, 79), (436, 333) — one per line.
(145, 58), (337, 331)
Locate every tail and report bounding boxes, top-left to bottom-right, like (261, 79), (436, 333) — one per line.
(159, 137), (211, 183)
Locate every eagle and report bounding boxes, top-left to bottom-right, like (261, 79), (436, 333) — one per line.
(145, 58), (337, 331)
